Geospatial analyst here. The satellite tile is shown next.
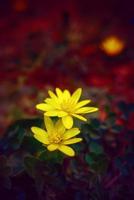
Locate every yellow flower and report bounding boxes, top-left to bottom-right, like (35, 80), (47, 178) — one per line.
(36, 88), (98, 129)
(31, 116), (82, 157)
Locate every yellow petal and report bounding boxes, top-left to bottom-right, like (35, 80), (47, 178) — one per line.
(63, 138), (82, 145)
(63, 128), (80, 140)
(75, 107), (98, 114)
(56, 88), (63, 98)
(44, 116), (54, 132)
(31, 127), (49, 144)
(47, 144), (58, 151)
(57, 111), (68, 117)
(63, 90), (71, 100)
(48, 90), (62, 107)
(45, 98), (55, 105)
(45, 110), (59, 116)
(36, 103), (53, 111)
(71, 88), (82, 104)
(55, 119), (66, 134)
(75, 100), (91, 109)
(45, 98), (61, 109)
(58, 145), (75, 157)
(48, 90), (57, 99)
(72, 114), (87, 121)
(62, 115), (73, 129)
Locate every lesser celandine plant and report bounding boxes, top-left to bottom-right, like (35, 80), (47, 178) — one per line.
(31, 116), (82, 157)
(36, 88), (98, 129)
(31, 88), (98, 156)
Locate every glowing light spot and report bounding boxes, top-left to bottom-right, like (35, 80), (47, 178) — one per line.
(101, 36), (125, 56)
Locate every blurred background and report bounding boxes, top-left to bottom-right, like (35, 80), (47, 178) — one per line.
(0, 0), (134, 134)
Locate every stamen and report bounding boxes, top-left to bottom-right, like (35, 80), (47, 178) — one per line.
(49, 132), (62, 144)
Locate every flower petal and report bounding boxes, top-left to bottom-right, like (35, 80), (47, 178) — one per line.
(47, 144), (58, 151)
(71, 88), (82, 104)
(45, 98), (55, 105)
(62, 138), (82, 145)
(63, 128), (80, 140)
(56, 88), (63, 98)
(63, 90), (71, 100)
(48, 90), (58, 99)
(55, 119), (66, 134)
(36, 103), (53, 111)
(45, 98), (61, 109)
(62, 115), (73, 129)
(75, 107), (98, 114)
(74, 100), (91, 109)
(45, 110), (59, 116)
(58, 145), (75, 156)
(72, 114), (87, 121)
(57, 111), (68, 117)
(31, 127), (49, 144)
(44, 116), (54, 132)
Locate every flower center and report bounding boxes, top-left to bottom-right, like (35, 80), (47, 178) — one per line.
(60, 100), (74, 113)
(49, 132), (62, 144)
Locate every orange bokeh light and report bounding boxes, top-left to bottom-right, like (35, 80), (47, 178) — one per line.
(101, 36), (125, 56)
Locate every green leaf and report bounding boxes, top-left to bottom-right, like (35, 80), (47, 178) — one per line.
(90, 142), (104, 155)
(1, 126), (25, 152)
(21, 136), (45, 154)
(85, 154), (95, 165)
(9, 126), (25, 150)
(24, 156), (40, 178)
(71, 143), (84, 154)
(90, 156), (108, 174)
(8, 151), (26, 176)
(90, 119), (100, 129)
(85, 153), (108, 174)
(89, 132), (101, 139)
(39, 150), (64, 164)
(81, 121), (101, 143)
(13, 118), (43, 129)
(24, 156), (45, 196)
